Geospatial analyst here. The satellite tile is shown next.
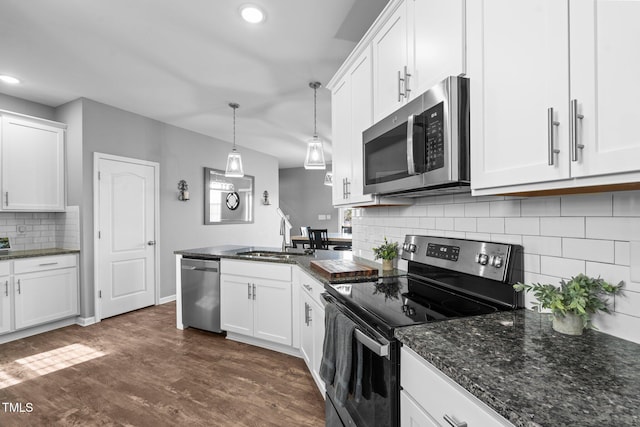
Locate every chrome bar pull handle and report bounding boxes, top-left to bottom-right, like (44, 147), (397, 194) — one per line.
(407, 114), (417, 175)
(4, 192), (7, 206)
(398, 70), (403, 102)
(252, 283), (256, 300)
(354, 329), (389, 358)
(247, 283), (251, 299)
(403, 66), (412, 98)
(443, 414), (467, 427)
(547, 107), (560, 165)
(17, 279), (21, 294)
(4, 280), (7, 297)
(570, 99), (584, 162)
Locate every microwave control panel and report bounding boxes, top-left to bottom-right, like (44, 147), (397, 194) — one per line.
(425, 102), (445, 171)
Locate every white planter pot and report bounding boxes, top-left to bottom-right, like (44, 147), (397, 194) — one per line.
(552, 313), (584, 336)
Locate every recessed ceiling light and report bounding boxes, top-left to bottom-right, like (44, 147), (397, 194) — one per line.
(240, 5), (265, 24)
(0, 75), (20, 85)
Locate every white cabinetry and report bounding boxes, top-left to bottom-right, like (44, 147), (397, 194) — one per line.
(298, 268), (325, 395)
(372, 0), (466, 122)
(0, 254), (79, 339)
(469, 0), (640, 195)
(0, 262), (11, 334)
(401, 346), (513, 427)
(0, 112), (66, 211)
(220, 260), (292, 349)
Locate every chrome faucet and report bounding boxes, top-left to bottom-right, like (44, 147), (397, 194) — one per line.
(276, 207), (292, 252)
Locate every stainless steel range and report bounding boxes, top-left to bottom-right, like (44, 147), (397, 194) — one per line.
(322, 235), (524, 427)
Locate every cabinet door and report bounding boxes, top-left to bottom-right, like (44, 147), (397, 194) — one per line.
(220, 276), (254, 336)
(331, 77), (352, 205)
(310, 298), (325, 393)
(400, 390), (440, 427)
(349, 48), (374, 204)
(373, 0), (409, 122)
(468, 0), (571, 191)
(1, 115), (65, 211)
(253, 279), (292, 346)
(409, 0), (466, 97)
(300, 292), (314, 368)
(569, 0), (640, 178)
(0, 276), (10, 335)
(14, 268), (78, 330)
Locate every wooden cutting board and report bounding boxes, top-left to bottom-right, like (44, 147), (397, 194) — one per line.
(309, 259), (378, 280)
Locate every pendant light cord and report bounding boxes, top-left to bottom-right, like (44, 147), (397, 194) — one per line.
(309, 82), (321, 138)
(229, 102), (239, 151)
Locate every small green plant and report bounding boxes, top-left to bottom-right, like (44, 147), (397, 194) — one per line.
(372, 237), (399, 261)
(514, 274), (623, 328)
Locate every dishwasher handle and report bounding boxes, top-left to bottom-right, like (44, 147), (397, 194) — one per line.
(182, 265), (218, 273)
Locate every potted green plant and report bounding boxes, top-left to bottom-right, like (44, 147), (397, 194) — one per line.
(514, 274), (623, 335)
(372, 237), (399, 271)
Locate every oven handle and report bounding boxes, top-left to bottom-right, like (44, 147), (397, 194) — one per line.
(321, 293), (390, 359)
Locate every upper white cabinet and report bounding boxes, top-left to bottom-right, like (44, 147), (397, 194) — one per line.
(328, 0), (464, 207)
(0, 112), (66, 211)
(469, 0), (640, 195)
(372, 0), (466, 122)
(331, 48), (375, 206)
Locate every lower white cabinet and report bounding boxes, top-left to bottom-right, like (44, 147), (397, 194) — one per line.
(298, 268), (326, 395)
(220, 259), (292, 347)
(401, 346), (514, 427)
(0, 262), (10, 334)
(0, 254), (79, 337)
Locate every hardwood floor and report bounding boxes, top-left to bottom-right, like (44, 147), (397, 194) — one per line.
(0, 303), (325, 426)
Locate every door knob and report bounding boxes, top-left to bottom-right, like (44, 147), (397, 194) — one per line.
(147, 241), (156, 246)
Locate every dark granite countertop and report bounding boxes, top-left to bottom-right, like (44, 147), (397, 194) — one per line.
(174, 245), (405, 284)
(0, 248), (80, 261)
(395, 309), (640, 427)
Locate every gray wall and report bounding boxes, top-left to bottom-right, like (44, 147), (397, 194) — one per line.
(4, 94), (282, 319)
(279, 167), (339, 234)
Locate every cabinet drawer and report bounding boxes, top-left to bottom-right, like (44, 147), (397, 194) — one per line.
(14, 254), (77, 274)
(0, 261), (9, 276)
(299, 268), (325, 305)
(222, 259), (291, 282)
(401, 347), (513, 427)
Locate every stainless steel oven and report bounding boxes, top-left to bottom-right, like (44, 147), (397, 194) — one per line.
(362, 76), (470, 196)
(321, 235), (523, 427)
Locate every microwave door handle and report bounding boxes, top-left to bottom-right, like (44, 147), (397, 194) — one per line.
(407, 114), (417, 175)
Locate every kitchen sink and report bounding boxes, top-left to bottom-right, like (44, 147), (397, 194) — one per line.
(236, 251), (308, 260)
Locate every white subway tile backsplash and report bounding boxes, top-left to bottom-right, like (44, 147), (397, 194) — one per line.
(522, 235), (562, 256)
(505, 218), (539, 235)
(613, 190), (640, 217)
(585, 262), (631, 291)
(489, 200), (521, 217)
(454, 218), (476, 232)
(477, 218), (504, 234)
(490, 234), (523, 245)
(540, 217), (585, 238)
(563, 238), (614, 263)
(614, 290), (640, 318)
(521, 197), (561, 217)
(631, 241), (640, 284)
(427, 205), (444, 217)
(561, 193), (612, 217)
(540, 256), (585, 279)
(523, 254), (541, 274)
(418, 217), (436, 229)
(615, 241), (630, 266)
(587, 217), (640, 241)
(435, 217), (454, 230)
(444, 204), (465, 217)
(464, 202), (490, 217)
(464, 232), (492, 241)
(592, 311), (640, 343)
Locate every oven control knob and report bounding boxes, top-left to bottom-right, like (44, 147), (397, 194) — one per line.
(477, 253), (489, 265)
(492, 256), (504, 268)
(409, 244), (417, 253)
(406, 306), (415, 316)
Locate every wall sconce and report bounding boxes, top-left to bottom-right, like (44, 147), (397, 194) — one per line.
(262, 190), (271, 205)
(178, 180), (190, 201)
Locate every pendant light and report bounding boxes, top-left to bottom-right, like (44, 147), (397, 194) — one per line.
(225, 102), (244, 177)
(304, 82), (326, 170)
(324, 171), (333, 186)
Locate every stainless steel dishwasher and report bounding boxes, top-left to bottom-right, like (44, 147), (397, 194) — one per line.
(181, 257), (222, 333)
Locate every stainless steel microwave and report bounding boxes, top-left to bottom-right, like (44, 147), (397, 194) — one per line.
(362, 76), (470, 196)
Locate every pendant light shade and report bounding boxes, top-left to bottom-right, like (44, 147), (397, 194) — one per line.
(324, 171), (333, 186)
(225, 103), (244, 177)
(304, 82), (326, 170)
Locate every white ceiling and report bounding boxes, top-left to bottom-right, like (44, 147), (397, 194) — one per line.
(0, 0), (389, 168)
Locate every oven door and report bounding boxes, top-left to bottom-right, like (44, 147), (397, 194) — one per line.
(322, 294), (399, 427)
(362, 95), (426, 195)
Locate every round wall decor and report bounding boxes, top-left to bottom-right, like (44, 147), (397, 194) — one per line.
(226, 191), (240, 210)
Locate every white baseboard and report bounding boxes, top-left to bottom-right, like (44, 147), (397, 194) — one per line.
(159, 295), (176, 305)
(76, 316), (96, 327)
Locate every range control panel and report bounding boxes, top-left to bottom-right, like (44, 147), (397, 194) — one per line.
(401, 235), (514, 282)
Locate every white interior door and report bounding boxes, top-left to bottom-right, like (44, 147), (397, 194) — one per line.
(95, 154), (158, 320)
